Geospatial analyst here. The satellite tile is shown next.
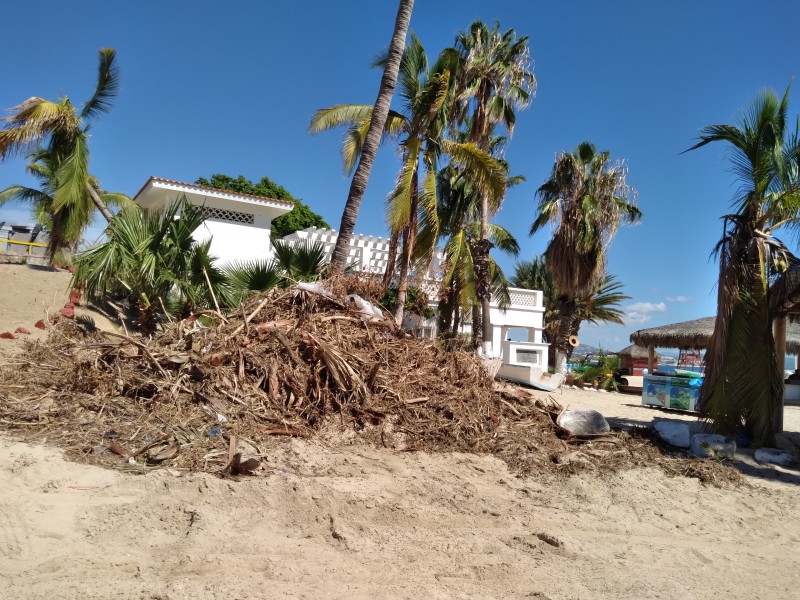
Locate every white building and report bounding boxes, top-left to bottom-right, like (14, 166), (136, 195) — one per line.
(133, 177), (295, 265)
(131, 177), (549, 368)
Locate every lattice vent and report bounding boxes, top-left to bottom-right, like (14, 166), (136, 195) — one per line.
(508, 290), (540, 307)
(201, 207), (254, 224)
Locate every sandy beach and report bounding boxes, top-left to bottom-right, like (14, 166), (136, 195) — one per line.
(2, 264), (800, 599)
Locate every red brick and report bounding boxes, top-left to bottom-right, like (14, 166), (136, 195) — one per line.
(14, 327), (30, 335)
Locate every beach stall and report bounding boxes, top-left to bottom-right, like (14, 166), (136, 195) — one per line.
(631, 316), (800, 413)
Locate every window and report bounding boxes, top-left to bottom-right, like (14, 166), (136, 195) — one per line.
(200, 207), (254, 224)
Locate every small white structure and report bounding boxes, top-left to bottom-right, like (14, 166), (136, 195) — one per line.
(133, 177), (294, 265)
(489, 288), (549, 367)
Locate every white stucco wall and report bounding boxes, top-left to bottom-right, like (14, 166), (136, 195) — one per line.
(281, 227), (445, 286)
(134, 177), (294, 266)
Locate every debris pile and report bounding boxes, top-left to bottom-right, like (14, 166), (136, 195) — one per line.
(0, 284), (741, 484)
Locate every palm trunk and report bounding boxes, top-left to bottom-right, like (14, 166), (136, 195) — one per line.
(329, 0), (414, 274)
(86, 182), (114, 222)
(478, 195), (493, 349)
(452, 294), (461, 339)
(394, 176), (418, 324)
(700, 223), (781, 446)
(554, 295), (578, 374)
(381, 230), (400, 292)
(471, 303), (481, 349)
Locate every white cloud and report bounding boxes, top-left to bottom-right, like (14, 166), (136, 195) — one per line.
(627, 301), (667, 314)
(624, 311), (653, 325)
(666, 295), (691, 303)
(624, 301), (667, 326)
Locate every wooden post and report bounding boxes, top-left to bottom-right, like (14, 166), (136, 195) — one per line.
(774, 315), (787, 434)
(647, 344), (655, 373)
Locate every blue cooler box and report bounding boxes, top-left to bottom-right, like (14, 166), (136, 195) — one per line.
(642, 374), (701, 411)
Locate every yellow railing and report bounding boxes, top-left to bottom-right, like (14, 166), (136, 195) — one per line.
(0, 239), (48, 256)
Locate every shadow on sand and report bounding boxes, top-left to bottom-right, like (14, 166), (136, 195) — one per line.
(606, 413), (800, 486)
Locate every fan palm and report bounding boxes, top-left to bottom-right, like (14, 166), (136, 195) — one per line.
(0, 49), (121, 256)
(73, 197), (226, 332)
(688, 86), (800, 446)
(531, 141), (641, 373)
(451, 20), (536, 348)
(326, 0), (414, 274)
(221, 240), (330, 306)
(0, 149), (133, 255)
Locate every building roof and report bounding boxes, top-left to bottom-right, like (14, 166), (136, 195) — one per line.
(133, 176), (296, 209)
(630, 316), (800, 354)
(616, 344), (658, 359)
(770, 263), (800, 317)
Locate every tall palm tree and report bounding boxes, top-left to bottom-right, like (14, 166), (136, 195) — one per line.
(531, 141), (641, 373)
(688, 87), (800, 446)
(451, 21), (536, 349)
(0, 149), (133, 255)
(0, 49), (120, 256)
(327, 0), (414, 275)
(310, 36), (506, 324)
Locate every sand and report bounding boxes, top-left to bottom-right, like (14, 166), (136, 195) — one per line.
(0, 263), (117, 351)
(2, 417), (799, 600)
(2, 265), (800, 599)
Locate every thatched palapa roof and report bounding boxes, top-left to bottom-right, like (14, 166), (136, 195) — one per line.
(770, 263), (800, 317)
(615, 344), (659, 360)
(630, 316), (800, 354)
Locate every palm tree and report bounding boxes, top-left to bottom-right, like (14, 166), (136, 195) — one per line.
(0, 149), (133, 255)
(311, 36), (506, 324)
(327, 0), (415, 274)
(73, 197), (226, 332)
(688, 87), (800, 446)
(435, 162), (519, 341)
(531, 141), (641, 374)
(0, 49), (121, 255)
(512, 258), (629, 368)
(221, 239), (329, 306)
(451, 21), (536, 349)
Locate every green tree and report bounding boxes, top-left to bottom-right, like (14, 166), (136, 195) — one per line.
(0, 49), (123, 256)
(451, 21), (536, 349)
(511, 257), (629, 368)
(310, 35), (506, 324)
(73, 197), (226, 333)
(0, 149), (132, 254)
(688, 87), (800, 446)
(531, 141), (641, 374)
(195, 174), (329, 238)
(435, 161), (518, 341)
(327, 0), (415, 274)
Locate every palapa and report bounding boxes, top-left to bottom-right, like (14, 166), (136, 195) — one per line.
(631, 316), (800, 353)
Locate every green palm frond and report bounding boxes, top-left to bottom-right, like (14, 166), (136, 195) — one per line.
(80, 48), (119, 120)
(441, 139), (506, 206)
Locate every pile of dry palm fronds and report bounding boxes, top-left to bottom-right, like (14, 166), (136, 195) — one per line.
(0, 284), (741, 485)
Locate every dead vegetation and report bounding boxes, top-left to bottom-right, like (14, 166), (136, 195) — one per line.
(0, 284), (741, 485)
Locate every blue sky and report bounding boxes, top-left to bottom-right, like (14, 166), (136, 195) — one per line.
(1, 0), (799, 350)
